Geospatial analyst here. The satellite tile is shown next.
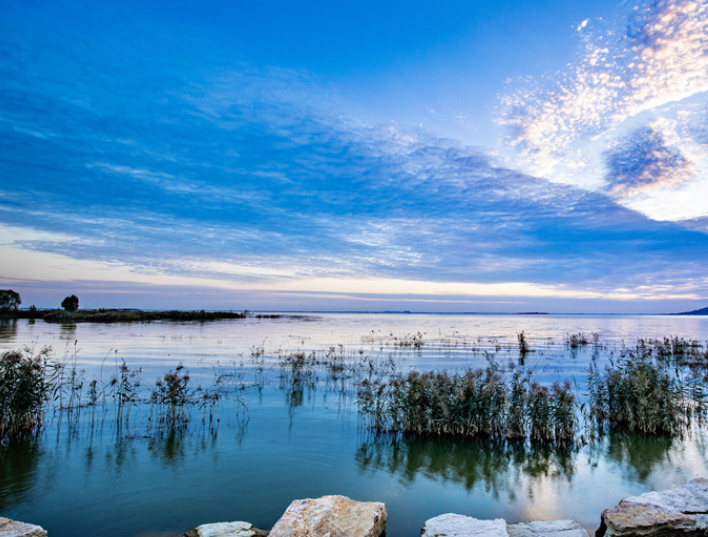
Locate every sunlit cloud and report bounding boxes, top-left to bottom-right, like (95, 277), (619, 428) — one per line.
(497, 0), (708, 223)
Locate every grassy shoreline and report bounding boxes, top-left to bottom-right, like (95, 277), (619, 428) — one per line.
(0, 308), (288, 323)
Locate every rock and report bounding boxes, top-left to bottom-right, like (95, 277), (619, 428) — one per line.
(268, 495), (386, 537)
(618, 478), (708, 514)
(183, 521), (268, 537)
(421, 513), (508, 537)
(0, 517), (47, 537)
(597, 478), (708, 536)
(508, 519), (590, 537)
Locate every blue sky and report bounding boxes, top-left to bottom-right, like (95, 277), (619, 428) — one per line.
(1, 0), (707, 313)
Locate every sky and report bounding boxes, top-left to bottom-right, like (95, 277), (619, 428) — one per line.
(0, 0), (707, 313)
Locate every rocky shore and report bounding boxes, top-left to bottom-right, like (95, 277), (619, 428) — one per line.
(2, 478), (706, 537)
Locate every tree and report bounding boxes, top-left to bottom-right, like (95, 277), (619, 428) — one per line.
(0, 290), (21, 311)
(61, 295), (79, 312)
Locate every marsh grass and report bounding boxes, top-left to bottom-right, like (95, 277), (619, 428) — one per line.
(517, 332), (530, 358)
(565, 333), (589, 349)
(358, 361), (577, 446)
(642, 336), (708, 371)
(586, 343), (706, 435)
(3, 331), (707, 446)
(0, 346), (250, 442)
(0, 347), (54, 437)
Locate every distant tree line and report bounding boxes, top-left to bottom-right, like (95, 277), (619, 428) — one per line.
(0, 289), (272, 323)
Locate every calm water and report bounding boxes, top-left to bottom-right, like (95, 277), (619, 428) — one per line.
(1, 313), (707, 536)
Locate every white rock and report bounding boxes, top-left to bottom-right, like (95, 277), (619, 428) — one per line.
(620, 477), (708, 514)
(268, 494), (386, 537)
(507, 519), (590, 537)
(188, 521), (259, 537)
(0, 517), (47, 537)
(599, 477), (708, 536)
(422, 513), (508, 537)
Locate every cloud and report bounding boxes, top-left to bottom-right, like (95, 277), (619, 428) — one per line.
(604, 126), (694, 196)
(1, 0), (708, 310)
(497, 0), (708, 222)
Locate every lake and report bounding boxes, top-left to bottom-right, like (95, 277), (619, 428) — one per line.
(1, 313), (707, 536)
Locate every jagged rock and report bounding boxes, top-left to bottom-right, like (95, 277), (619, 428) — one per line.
(421, 513), (508, 537)
(598, 478), (708, 536)
(183, 521), (268, 537)
(268, 495), (386, 537)
(508, 519), (590, 537)
(0, 517), (48, 537)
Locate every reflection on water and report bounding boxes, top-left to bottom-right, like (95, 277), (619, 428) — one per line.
(59, 323), (77, 341)
(0, 437), (40, 512)
(356, 434), (576, 497)
(1, 314), (707, 537)
(1, 399), (707, 537)
(0, 318), (17, 340)
(604, 432), (675, 482)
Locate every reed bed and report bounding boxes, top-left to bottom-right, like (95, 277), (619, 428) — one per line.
(0, 347), (54, 436)
(587, 342), (706, 435)
(357, 362), (578, 446)
(2, 333), (706, 446)
(0, 347), (247, 441)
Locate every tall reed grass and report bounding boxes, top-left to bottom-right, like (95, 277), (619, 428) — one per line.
(586, 344), (705, 435)
(0, 347), (54, 436)
(358, 361), (577, 446)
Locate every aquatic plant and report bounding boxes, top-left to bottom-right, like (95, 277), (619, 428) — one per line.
(517, 331), (529, 358)
(506, 370), (529, 441)
(587, 350), (688, 435)
(109, 360), (142, 427)
(641, 336), (708, 370)
(358, 362), (576, 446)
(565, 333), (589, 349)
(0, 347), (54, 436)
(394, 331), (424, 348)
(151, 365), (191, 424)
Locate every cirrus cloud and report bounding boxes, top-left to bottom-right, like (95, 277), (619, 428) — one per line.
(497, 0), (708, 223)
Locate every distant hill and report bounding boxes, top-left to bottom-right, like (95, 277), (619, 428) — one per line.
(675, 306), (708, 315)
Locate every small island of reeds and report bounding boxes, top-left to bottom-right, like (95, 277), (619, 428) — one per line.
(0, 307), (286, 324)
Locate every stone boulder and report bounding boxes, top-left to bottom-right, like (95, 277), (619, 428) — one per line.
(508, 519), (590, 537)
(268, 495), (386, 537)
(422, 514), (590, 537)
(0, 517), (47, 537)
(597, 477), (708, 536)
(184, 521), (268, 537)
(422, 513), (508, 537)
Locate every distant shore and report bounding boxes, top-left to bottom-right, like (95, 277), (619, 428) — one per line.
(0, 308), (290, 323)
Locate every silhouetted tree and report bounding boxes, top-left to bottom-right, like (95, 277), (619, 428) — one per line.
(61, 295), (79, 312)
(0, 290), (21, 311)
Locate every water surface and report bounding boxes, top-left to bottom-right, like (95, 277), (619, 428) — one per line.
(1, 313), (707, 536)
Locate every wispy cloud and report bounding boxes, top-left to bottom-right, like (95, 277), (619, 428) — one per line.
(497, 0), (708, 222)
